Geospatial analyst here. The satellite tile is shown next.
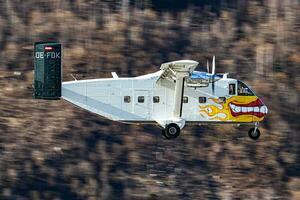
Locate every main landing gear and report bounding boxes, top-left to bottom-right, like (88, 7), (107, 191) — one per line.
(162, 123), (181, 139)
(161, 123), (262, 140)
(248, 123), (261, 140)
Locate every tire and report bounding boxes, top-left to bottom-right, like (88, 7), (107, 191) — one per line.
(164, 123), (181, 139)
(161, 130), (169, 139)
(248, 128), (260, 140)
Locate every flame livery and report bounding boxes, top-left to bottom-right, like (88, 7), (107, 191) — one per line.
(199, 96), (268, 122)
(33, 44), (268, 141)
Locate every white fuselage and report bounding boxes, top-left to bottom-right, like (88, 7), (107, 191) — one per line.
(62, 71), (237, 125)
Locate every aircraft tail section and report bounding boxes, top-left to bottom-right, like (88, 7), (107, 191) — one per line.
(34, 42), (62, 99)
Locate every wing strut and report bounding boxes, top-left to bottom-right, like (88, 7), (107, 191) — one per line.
(155, 60), (199, 128)
(179, 77), (185, 117)
(173, 73), (188, 118)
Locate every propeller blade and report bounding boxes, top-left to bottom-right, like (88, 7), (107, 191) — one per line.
(206, 60), (209, 73)
(212, 56), (215, 75)
(212, 75), (215, 95)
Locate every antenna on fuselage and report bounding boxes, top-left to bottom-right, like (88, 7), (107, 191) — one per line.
(71, 74), (77, 81)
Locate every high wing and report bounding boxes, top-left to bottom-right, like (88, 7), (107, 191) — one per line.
(158, 60), (199, 82)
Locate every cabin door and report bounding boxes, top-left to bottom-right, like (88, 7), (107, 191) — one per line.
(134, 90), (150, 119)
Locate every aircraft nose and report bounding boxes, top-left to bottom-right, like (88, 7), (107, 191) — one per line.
(258, 98), (268, 115)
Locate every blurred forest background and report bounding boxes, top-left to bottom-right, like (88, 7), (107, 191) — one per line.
(0, 0), (299, 199)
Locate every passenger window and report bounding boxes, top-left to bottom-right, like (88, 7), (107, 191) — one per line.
(153, 96), (160, 103)
(124, 96), (131, 103)
(138, 96), (144, 103)
(199, 97), (206, 103)
(229, 83), (236, 95)
(237, 81), (255, 96)
(183, 96), (188, 103)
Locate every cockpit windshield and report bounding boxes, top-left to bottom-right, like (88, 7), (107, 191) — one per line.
(237, 81), (255, 96)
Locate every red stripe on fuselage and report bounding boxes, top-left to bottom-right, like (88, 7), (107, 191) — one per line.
(230, 110), (265, 118)
(230, 99), (263, 107)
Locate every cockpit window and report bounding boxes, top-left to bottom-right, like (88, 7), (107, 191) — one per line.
(229, 83), (236, 95)
(237, 81), (255, 96)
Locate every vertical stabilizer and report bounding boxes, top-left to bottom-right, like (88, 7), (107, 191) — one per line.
(34, 42), (62, 99)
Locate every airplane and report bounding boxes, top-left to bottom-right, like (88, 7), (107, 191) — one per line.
(34, 42), (268, 140)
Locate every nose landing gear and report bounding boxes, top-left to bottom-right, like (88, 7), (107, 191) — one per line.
(248, 123), (260, 140)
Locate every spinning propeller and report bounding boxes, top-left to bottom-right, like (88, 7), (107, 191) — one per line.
(206, 56), (219, 95)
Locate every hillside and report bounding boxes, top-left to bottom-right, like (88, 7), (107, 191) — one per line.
(0, 1), (299, 199)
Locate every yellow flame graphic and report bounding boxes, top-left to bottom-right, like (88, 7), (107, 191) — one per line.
(199, 103), (227, 120)
(199, 96), (265, 122)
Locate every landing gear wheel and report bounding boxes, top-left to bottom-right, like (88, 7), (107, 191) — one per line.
(248, 128), (260, 140)
(163, 123), (181, 139)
